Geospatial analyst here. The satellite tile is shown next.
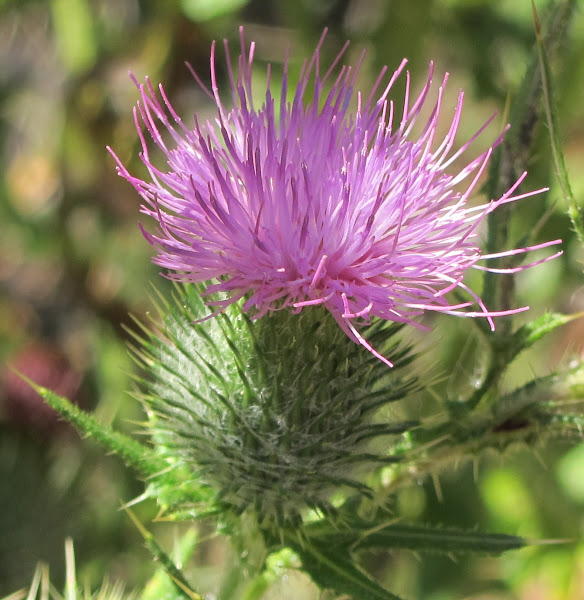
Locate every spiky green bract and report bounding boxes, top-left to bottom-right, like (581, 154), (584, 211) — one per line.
(134, 283), (417, 527)
(17, 375), (164, 478)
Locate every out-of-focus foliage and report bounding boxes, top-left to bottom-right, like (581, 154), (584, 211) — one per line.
(0, 0), (583, 598)
(1, 538), (136, 600)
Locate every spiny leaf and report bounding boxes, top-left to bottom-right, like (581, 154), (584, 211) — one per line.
(305, 520), (526, 556)
(285, 532), (404, 600)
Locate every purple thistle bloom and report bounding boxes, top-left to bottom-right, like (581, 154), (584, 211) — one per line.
(109, 28), (561, 367)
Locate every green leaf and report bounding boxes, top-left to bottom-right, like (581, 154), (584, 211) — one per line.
(306, 521), (526, 556)
(289, 535), (404, 600)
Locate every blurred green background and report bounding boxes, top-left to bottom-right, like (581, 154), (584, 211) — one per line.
(1, 0), (584, 598)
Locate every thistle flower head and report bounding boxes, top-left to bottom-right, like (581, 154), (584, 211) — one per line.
(110, 28), (561, 366)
